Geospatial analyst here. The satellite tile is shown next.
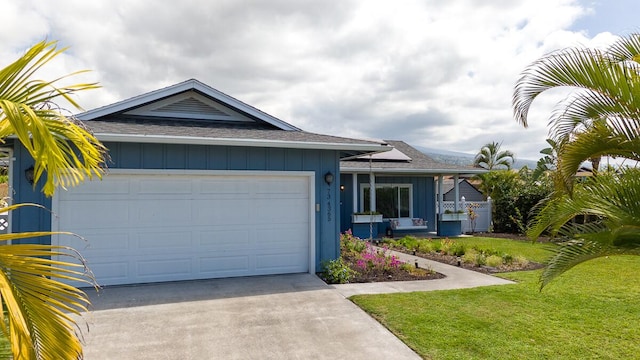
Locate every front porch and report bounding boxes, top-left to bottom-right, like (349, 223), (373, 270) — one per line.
(339, 172), (477, 239)
(339, 141), (486, 240)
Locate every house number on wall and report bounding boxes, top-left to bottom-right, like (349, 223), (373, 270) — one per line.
(326, 186), (332, 222)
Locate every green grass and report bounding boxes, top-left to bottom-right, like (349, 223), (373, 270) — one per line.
(352, 255), (640, 359)
(389, 235), (553, 262)
(449, 236), (553, 262)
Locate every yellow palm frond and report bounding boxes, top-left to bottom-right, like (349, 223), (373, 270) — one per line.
(0, 40), (106, 196)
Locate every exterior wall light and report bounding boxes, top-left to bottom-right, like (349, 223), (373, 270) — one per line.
(324, 171), (334, 185)
(25, 166), (35, 185)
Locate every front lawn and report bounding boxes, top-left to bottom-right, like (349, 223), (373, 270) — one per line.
(352, 255), (640, 359)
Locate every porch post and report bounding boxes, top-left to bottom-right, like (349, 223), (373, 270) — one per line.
(352, 173), (358, 212)
(453, 174), (460, 211)
(437, 175), (444, 216)
(369, 172), (376, 212)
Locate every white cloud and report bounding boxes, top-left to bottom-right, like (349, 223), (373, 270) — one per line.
(0, 0), (624, 160)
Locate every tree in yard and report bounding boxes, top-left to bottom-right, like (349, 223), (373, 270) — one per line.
(0, 41), (106, 359)
(473, 141), (515, 170)
(513, 32), (640, 288)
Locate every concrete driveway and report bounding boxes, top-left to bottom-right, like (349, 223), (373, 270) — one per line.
(78, 274), (421, 359)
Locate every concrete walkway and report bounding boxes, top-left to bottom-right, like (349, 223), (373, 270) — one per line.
(332, 248), (514, 297)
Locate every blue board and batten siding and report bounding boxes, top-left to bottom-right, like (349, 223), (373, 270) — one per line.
(339, 173), (436, 234)
(12, 142), (341, 271)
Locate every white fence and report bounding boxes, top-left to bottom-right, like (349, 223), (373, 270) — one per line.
(441, 198), (492, 233)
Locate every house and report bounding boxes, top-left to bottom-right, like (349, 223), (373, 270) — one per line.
(442, 178), (484, 201)
(11, 79), (483, 287)
(10, 79), (389, 286)
(339, 141), (484, 238)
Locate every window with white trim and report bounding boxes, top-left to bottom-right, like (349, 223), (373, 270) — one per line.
(361, 184), (412, 219)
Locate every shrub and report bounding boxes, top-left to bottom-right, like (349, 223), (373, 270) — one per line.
(486, 255), (503, 267)
(417, 240), (434, 253)
(462, 249), (479, 264)
(502, 253), (514, 264)
(476, 253), (487, 266)
(321, 258), (355, 284)
(431, 240), (442, 253)
(439, 238), (454, 254)
(513, 255), (530, 267)
(396, 236), (419, 251)
(450, 242), (466, 256)
(341, 230), (366, 256)
(355, 243), (405, 273)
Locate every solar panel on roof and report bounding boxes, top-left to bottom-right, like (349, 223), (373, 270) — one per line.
(357, 147), (411, 161)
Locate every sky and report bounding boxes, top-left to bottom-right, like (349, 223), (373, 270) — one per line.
(1, 0), (638, 162)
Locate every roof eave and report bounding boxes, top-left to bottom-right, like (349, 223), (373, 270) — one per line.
(339, 167), (487, 175)
(96, 133), (390, 154)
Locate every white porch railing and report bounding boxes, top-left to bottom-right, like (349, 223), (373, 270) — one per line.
(440, 197), (492, 233)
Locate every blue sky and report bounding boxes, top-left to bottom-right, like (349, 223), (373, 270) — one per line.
(0, 1), (636, 162)
(572, 1), (639, 35)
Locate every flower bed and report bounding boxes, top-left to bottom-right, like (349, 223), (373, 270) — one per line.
(319, 231), (444, 284)
(382, 236), (544, 274)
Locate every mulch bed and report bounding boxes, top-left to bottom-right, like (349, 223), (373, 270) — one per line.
(328, 253), (446, 283)
(349, 264), (446, 283)
(409, 250), (544, 274)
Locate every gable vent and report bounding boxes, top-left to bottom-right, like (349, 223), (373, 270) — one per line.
(123, 90), (255, 122)
(155, 97), (229, 117)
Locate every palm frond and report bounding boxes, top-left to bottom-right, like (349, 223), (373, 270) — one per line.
(0, 40), (106, 196)
(514, 46), (640, 128)
(0, 238), (95, 359)
(540, 238), (639, 289)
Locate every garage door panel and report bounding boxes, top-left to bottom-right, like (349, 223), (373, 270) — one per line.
(55, 173), (311, 286)
(200, 255), (250, 275)
(90, 262), (129, 284)
(59, 202), (129, 230)
(63, 232), (131, 253)
(135, 200), (193, 225)
(136, 258), (192, 279)
(61, 178), (131, 197)
(199, 179), (251, 196)
(137, 231), (193, 250)
(257, 179), (308, 195)
(198, 230), (251, 250)
(193, 199), (251, 225)
(257, 227), (307, 248)
(136, 178), (193, 194)
(252, 199), (309, 223)
(255, 252), (307, 272)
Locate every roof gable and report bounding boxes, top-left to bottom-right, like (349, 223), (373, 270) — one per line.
(78, 79), (300, 131)
(124, 91), (256, 123)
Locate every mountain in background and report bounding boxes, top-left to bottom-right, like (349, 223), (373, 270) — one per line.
(412, 145), (539, 170)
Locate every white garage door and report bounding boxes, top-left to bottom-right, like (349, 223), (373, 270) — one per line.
(52, 171), (312, 286)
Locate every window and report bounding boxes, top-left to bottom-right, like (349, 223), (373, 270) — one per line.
(361, 184), (412, 218)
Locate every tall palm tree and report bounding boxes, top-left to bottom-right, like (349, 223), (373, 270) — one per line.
(473, 141), (515, 170)
(0, 41), (106, 359)
(513, 33), (640, 288)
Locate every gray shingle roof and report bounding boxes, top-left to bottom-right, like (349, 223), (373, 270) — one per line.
(340, 140), (483, 174)
(85, 118), (382, 145)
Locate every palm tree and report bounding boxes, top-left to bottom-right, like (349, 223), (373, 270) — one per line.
(513, 33), (640, 187)
(473, 141), (515, 170)
(0, 41), (106, 359)
(513, 33), (640, 288)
